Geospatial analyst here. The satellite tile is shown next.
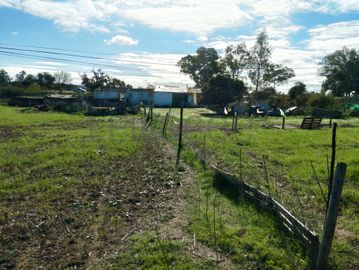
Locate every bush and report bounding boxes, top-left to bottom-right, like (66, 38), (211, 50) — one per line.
(0, 86), (25, 98)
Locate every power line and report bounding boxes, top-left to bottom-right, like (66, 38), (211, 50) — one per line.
(0, 44), (177, 66)
(0, 44), (321, 70)
(0, 51), (143, 72)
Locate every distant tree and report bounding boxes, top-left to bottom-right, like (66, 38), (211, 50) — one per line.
(81, 69), (132, 91)
(177, 47), (222, 88)
(222, 43), (251, 80)
(269, 94), (289, 109)
(22, 74), (37, 87)
(107, 77), (132, 90)
(252, 87), (277, 101)
(0, 69), (11, 86)
(308, 93), (341, 110)
(26, 82), (41, 92)
(202, 75), (246, 106)
(249, 31), (272, 92)
(54, 71), (72, 93)
(37, 72), (55, 89)
(15, 70), (27, 86)
(288, 82), (307, 106)
(320, 47), (359, 97)
(264, 64), (295, 89)
(289, 82), (306, 100)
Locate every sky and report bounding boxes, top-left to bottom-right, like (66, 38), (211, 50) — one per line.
(0, 0), (359, 92)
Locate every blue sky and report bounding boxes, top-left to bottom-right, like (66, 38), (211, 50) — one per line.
(0, 0), (359, 92)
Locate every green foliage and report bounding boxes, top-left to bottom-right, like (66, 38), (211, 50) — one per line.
(222, 43), (251, 80)
(308, 93), (342, 110)
(264, 64), (295, 88)
(202, 75), (247, 106)
(0, 69), (11, 86)
(177, 47), (222, 88)
(320, 47), (359, 97)
(0, 85), (25, 98)
(81, 68), (131, 91)
(248, 30), (272, 92)
(26, 82), (41, 92)
(37, 72), (55, 89)
(93, 232), (215, 270)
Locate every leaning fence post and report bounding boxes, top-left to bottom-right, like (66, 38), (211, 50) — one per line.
(327, 123), (337, 212)
(315, 163), (346, 270)
(176, 106), (184, 166)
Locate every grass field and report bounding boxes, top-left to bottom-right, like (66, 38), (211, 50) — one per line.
(1, 105), (358, 269)
(0, 105), (212, 269)
(152, 107), (359, 269)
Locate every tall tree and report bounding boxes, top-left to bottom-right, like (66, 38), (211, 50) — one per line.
(249, 31), (272, 92)
(320, 47), (359, 97)
(222, 43), (251, 80)
(0, 69), (11, 86)
(202, 75), (246, 106)
(177, 47), (221, 88)
(288, 82), (307, 106)
(81, 69), (132, 91)
(37, 72), (55, 89)
(22, 74), (37, 87)
(264, 64), (295, 89)
(15, 70), (27, 86)
(54, 71), (72, 93)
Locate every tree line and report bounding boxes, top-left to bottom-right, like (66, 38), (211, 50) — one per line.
(0, 69), (72, 93)
(178, 30), (359, 108)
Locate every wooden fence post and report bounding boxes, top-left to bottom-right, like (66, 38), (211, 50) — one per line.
(176, 106), (184, 166)
(282, 116), (286, 129)
(234, 112), (238, 131)
(162, 112), (169, 136)
(315, 163), (347, 270)
(327, 123), (337, 211)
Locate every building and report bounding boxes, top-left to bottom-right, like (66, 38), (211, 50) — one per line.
(127, 85), (201, 108)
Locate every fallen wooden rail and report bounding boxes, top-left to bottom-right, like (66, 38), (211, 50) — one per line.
(210, 165), (319, 269)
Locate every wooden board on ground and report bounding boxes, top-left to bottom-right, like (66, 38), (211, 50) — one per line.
(300, 117), (322, 129)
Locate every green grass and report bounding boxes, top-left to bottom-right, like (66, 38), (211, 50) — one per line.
(182, 150), (308, 270)
(93, 232), (218, 270)
(150, 108), (359, 269)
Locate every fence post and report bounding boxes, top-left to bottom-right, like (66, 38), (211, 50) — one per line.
(315, 163), (347, 270)
(282, 116), (286, 129)
(235, 111), (238, 131)
(176, 106), (184, 166)
(162, 112), (169, 136)
(327, 123), (337, 211)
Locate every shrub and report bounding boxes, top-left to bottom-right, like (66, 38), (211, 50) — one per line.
(0, 86), (25, 98)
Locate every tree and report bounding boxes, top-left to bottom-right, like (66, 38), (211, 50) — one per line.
(177, 47), (222, 88)
(249, 31), (272, 92)
(264, 64), (295, 88)
(252, 87), (277, 101)
(54, 71), (72, 93)
(222, 43), (251, 80)
(288, 82), (307, 106)
(15, 71), (27, 86)
(22, 74), (37, 87)
(81, 69), (132, 91)
(0, 69), (11, 86)
(202, 75), (246, 106)
(320, 47), (359, 97)
(37, 72), (55, 89)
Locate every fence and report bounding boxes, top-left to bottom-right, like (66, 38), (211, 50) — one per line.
(142, 106), (347, 270)
(210, 165), (319, 268)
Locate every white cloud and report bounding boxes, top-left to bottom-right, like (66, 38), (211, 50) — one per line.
(105, 35), (138, 46)
(11, 31), (18, 35)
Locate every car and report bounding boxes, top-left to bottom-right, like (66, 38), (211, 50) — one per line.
(75, 87), (87, 93)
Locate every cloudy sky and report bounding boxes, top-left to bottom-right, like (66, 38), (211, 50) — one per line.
(0, 0), (358, 92)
